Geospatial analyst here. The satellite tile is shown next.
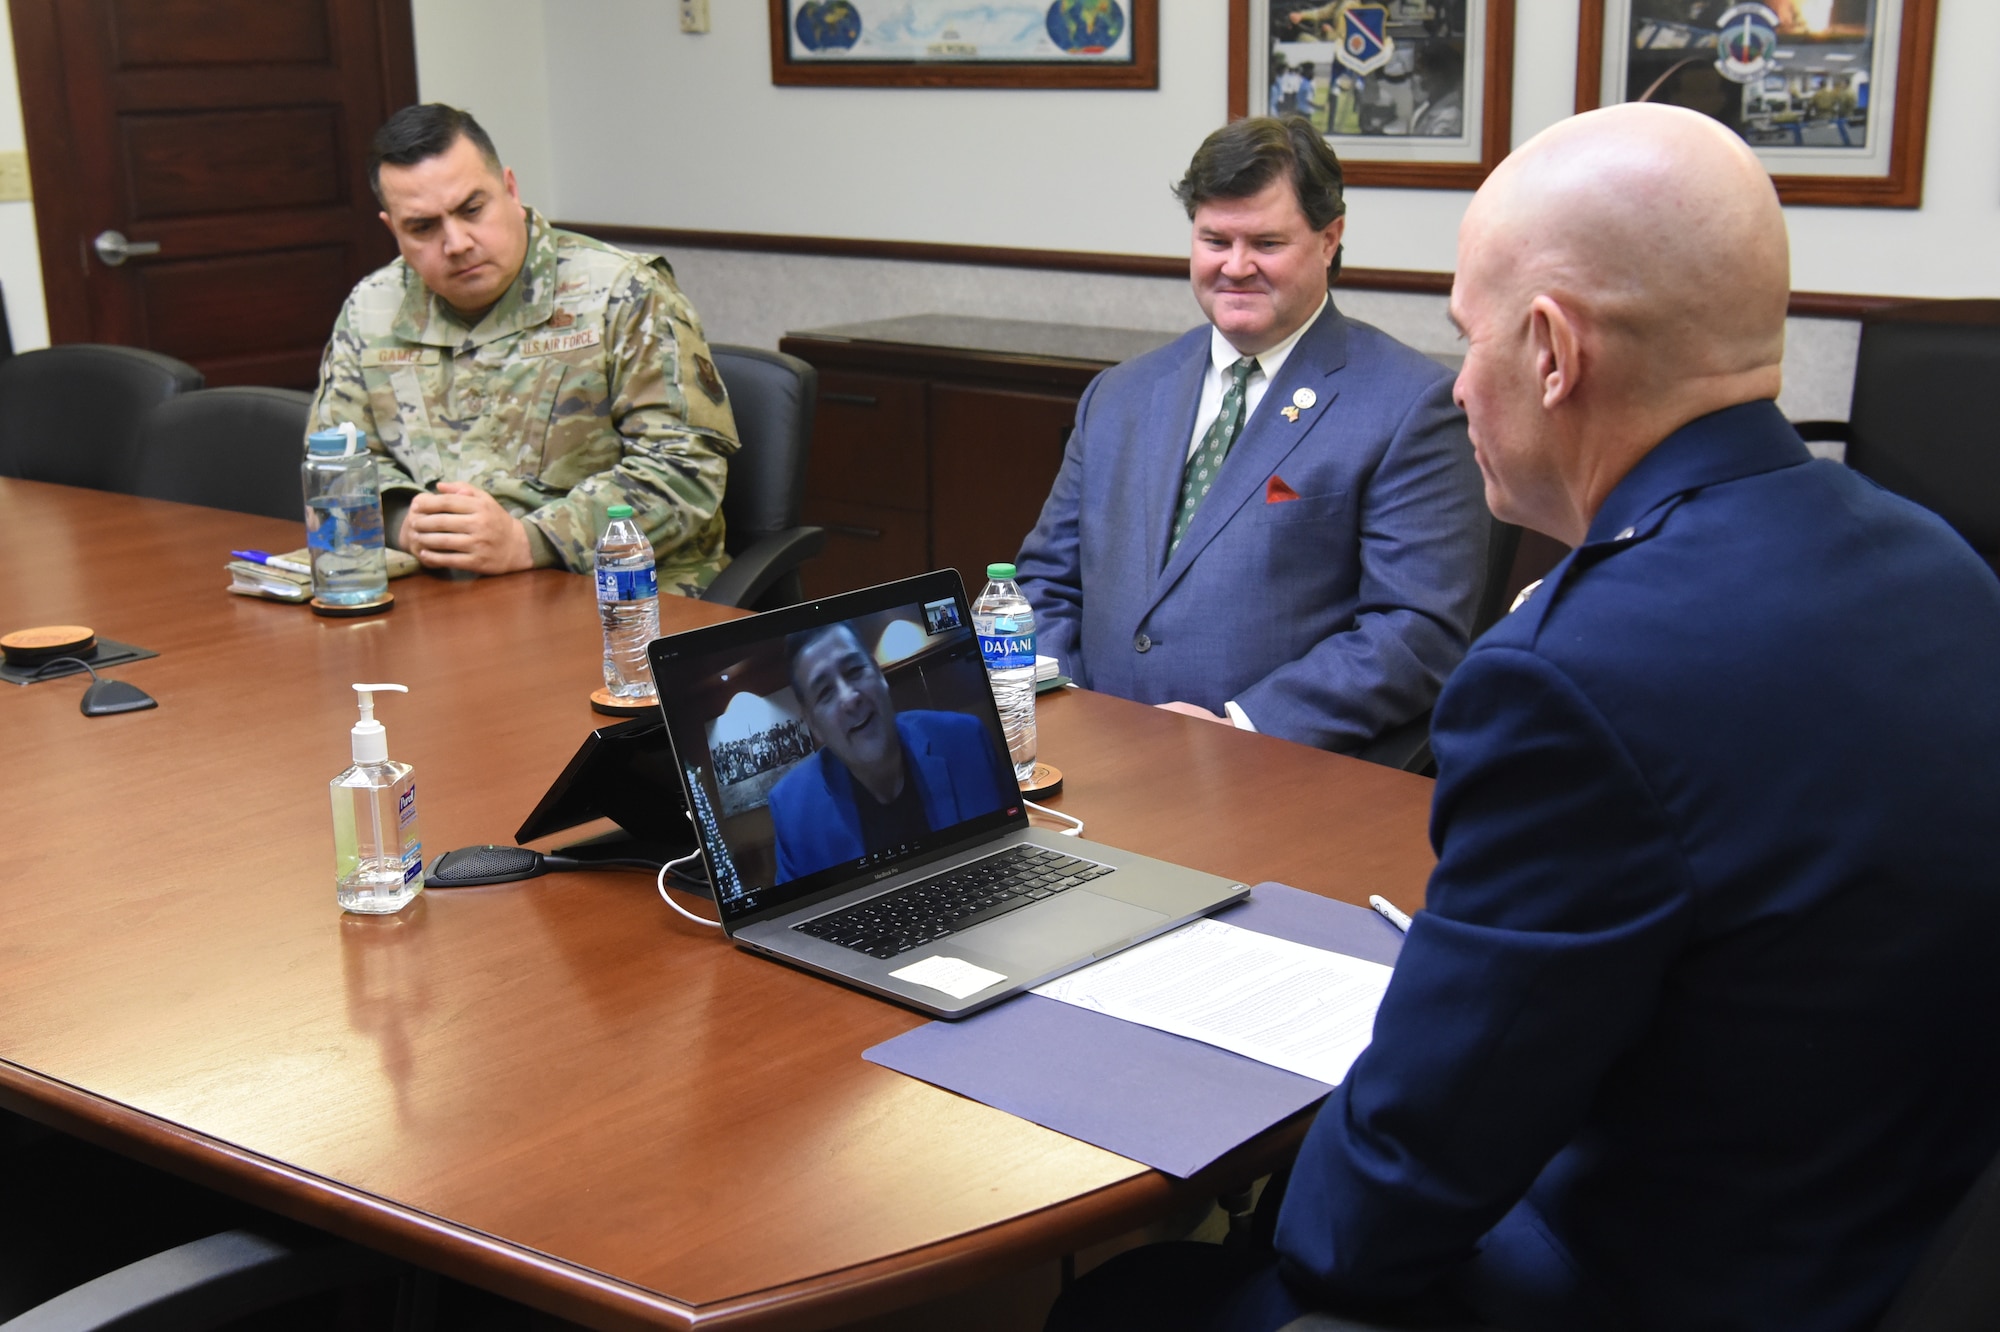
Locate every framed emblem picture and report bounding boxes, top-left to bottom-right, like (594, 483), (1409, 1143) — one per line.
(770, 0), (1158, 88)
(1228, 0), (1516, 190)
(1577, 0), (1939, 207)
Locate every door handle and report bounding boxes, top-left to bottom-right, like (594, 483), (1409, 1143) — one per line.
(93, 230), (161, 267)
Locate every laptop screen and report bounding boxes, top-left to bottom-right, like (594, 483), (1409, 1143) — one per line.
(650, 573), (1026, 922)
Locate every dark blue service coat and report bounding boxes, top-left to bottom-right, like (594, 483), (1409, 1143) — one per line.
(1271, 402), (2000, 1331)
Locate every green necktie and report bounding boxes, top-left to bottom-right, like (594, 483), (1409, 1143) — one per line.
(1168, 356), (1256, 561)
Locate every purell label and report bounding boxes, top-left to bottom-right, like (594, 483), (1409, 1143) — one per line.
(596, 566), (657, 602)
(979, 626), (1035, 670)
(398, 783), (417, 825)
(401, 841), (423, 884)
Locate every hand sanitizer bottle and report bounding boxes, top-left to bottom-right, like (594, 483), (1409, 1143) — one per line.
(331, 683), (423, 914)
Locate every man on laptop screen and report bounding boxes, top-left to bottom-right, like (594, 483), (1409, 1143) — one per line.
(769, 623), (1010, 882)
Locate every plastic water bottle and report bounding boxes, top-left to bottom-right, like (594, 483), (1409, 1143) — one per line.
(302, 425), (388, 606)
(596, 504), (659, 700)
(973, 563), (1037, 784)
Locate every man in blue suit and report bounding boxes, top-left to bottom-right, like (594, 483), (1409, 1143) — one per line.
(1047, 106), (2000, 1332)
(767, 623), (1009, 883)
(1016, 117), (1486, 752)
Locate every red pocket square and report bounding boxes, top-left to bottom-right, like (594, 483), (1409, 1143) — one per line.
(1266, 476), (1301, 504)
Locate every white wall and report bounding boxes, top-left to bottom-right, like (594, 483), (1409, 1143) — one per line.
(0, 0), (1976, 375)
(410, 0), (557, 215)
(0, 0), (49, 351)
(535, 0), (2000, 300)
(545, 1), (1227, 259)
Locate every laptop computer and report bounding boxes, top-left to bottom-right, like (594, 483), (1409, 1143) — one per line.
(646, 569), (1249, 1018)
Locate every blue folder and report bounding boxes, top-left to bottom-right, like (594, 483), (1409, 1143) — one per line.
(863, 882), (1405, 1178)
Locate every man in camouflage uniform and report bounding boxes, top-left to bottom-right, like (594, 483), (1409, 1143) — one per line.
(309, 104), (736, 592)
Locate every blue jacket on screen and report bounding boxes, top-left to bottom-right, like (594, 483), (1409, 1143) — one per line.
(767, 710), (1008, 884)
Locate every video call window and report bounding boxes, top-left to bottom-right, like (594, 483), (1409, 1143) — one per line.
(664, 602), (1016, 916)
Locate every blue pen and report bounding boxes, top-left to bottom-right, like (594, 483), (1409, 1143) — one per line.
(231, 549), (311, 575)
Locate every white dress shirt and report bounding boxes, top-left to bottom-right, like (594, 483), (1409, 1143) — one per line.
(1185, 294), (1330, 461)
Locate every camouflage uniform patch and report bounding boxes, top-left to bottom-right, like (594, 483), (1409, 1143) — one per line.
(307, 209), (738, 594)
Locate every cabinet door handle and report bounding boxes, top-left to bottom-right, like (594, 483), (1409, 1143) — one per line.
(820, 392), (879, 406)
(826, 523), (883, 540)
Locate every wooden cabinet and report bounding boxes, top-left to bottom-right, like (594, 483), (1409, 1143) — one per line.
(779, 315), (1178, 600)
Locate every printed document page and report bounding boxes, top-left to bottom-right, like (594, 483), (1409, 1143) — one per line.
(1033, 919), (1393, 1085)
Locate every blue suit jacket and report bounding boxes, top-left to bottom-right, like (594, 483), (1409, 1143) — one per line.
(1266, 403), (2000, 1332)
(1015, 305), (1487, 750)
(767, 710), (1008, 883)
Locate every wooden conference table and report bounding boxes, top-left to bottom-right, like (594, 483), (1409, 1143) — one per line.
(0, 479), (1437, 1331)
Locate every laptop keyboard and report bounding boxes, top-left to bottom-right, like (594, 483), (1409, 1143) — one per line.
(793, 845), (1116, 959)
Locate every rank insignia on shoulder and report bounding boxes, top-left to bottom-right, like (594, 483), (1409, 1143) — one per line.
(547, 309), (575, 329)
(693, 353), (727, 404)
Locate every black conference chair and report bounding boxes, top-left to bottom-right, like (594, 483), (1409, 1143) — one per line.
(1872, 1139), (2000, 1332)
(0, 1110), (427, 1330)
(0, 282), (16, 365)
(0, 1229), (424, 1332)
(131, 386), (313, 521)
(0, 345), (203, 495)
(700, 344), (826, 611)
(1793, 299), (2000, 578)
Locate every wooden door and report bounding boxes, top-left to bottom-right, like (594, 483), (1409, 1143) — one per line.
(12, 0), (416, 387)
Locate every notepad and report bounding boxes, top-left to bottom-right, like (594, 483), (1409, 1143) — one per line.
(1033, 919), (1393, 1086)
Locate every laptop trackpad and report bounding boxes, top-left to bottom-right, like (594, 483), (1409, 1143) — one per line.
(956, 891), (1167, 973)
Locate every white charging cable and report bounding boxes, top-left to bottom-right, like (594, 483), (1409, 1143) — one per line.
(1025, 799), (1083, 837)
(657, 801), (1079, 928)
(656, 847), (722, 928)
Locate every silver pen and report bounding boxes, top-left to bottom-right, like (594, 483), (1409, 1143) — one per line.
(1369, 894), (1413, 933)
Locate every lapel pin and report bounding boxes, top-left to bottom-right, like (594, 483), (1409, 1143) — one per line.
(1281, 405), (1301, 422)
(1293, 387), (1317, 410)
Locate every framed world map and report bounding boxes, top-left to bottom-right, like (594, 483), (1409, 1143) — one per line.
(771, 1), (1158, 88)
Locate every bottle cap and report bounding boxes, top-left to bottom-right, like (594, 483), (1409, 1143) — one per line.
(606, 504), (635, 520)
(987, 563), (1017, 580)
(308, 423), (366, 456)
(350, 682), (408, 764)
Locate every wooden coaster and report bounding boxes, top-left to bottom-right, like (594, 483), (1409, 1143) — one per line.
(1, 624), (96, 667)
(1019, 761), (1064, 799)
(590, 687), (660, 717)
(310, 593), (395, 618)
